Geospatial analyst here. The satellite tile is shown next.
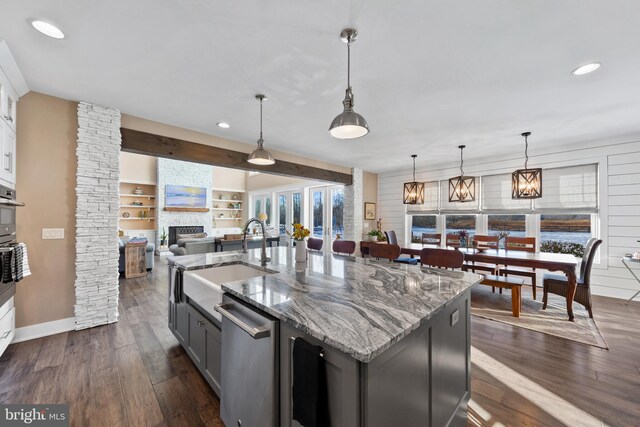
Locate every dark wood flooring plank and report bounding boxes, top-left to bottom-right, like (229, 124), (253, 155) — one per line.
(33, 332), (69, 372)
(0, 338), (44, 394)
(90, 365), (128, 427)
(90, 325), (118, 373)
(170, 354), (220, 424)
(130, 321), (176, 385)
(154, 376), (206, 427)
(116, 344), (165, 427)
(107, 315), (136, 349)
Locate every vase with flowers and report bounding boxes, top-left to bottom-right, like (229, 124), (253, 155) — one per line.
(287, 223), (311, 262)
(457, 230), (469, 248)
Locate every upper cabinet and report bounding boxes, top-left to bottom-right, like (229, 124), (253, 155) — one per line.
(0, 41), (29, 189)
(0, 69), (18, 132)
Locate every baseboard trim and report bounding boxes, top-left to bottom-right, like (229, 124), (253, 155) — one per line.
(12, 317), (76, 343)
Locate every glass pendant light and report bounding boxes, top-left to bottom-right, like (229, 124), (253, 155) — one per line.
(403, 155), (425, 204)
(448, 145), (476, 202)
(248, 94), (275, 165)
(512, 132), (542, 199)
(329, 28), (370, 139)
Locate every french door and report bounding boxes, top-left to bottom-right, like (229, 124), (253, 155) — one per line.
(276, 190), (303, 236)
(309, 185), (344, 248)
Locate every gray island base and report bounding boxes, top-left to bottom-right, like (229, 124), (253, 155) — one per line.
(168, 247), (482, 427)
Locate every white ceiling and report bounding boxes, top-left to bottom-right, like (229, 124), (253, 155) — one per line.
(2, 0), (640, 173)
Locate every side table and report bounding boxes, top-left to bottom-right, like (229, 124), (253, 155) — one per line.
(125, 240), (147, 279)
(622, 257), (640, 303)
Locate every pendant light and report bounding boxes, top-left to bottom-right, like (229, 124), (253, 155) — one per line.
(512, 132), (542, 199)
(328, 28), (370, 139)
(403, 155), (425, 204)
(448, 145), (476, 203)
(247, 94), (275, 166)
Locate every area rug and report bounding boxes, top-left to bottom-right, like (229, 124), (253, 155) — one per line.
(470, 284), (608, 349)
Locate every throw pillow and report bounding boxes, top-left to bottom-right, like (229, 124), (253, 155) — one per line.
(177, 232), (207, 240)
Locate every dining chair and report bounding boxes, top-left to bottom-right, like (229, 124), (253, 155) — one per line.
(369, 243), (401, 262)
(332, 239), (356, 256)
(385, 230), (398, 245)
(464, 235), (499, 276)
(307, 237), (323, 252)
(445, 233), (461, 248)
(420, 248), (464, 270)
(543, 238), (602, 318)
(421, 233), (442, 246)
(384, 231), (419, 265)
(500, 236), (538, 299)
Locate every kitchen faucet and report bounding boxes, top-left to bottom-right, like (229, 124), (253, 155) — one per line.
(242, 218), (270, 266)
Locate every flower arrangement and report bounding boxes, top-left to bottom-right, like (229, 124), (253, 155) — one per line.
(287, 223), (310, 241)
(457, 230), (469, 239)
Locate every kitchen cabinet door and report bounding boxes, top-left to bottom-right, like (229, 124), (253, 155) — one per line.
(174, 301), (188, 346)
(187, 304), (205, 368)
(0, 123), (15, 188)
(0, 69), (17, 132)
(203, 321), (222, 397)
(280, 323), (360, 427)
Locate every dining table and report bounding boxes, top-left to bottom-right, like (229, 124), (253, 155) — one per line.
(401, 243), (580, 321)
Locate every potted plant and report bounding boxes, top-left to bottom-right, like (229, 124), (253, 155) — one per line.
(457, 230), (469, 247)
(160, 228), (168, 247)
(367, 229), (384, 242)
(287, 223), (311, 262)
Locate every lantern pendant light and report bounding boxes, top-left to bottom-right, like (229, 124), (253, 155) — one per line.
(403, 155), (425, 204)
(448, 145), (476, 203)
(247, 94), (275, 165)
(512, 132), (542, 199)
(328, 28), (370, 140)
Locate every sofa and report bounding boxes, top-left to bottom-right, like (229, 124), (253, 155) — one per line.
(118, 238), (155, 273)
(169, 234), (217, 256)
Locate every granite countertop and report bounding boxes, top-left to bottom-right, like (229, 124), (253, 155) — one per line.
(168, 247), (482, 363)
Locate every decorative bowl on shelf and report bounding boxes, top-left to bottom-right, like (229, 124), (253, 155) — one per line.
(133, 186), (144, 195)
(122, 212), (130, 218)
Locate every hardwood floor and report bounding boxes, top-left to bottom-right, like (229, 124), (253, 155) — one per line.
(0, 259), (639, 426)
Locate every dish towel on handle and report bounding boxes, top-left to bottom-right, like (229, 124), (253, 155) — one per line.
(1, 250), (12, 283)
(12, 243), (31, 282)
(292, 338), (329, 427)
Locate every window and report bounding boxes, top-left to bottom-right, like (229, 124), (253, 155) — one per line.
(311, 190), (324, 238)
(278, 194), (287, 235)
(488, 215), (526, 248)
(540, 214), (592, 257)
(411, 215), (437, 243)
(331, 188), (344, 238)
(251, 194), (272, 226)
(292, 193), (301, 224)
(445, 215), (476, 240)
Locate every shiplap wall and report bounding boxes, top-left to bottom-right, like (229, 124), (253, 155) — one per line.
(378, 138), (640, 300)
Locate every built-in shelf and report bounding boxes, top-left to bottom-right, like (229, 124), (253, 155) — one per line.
(215, 218), (243, 221)
(121, 194), (155, 198)
(212, 199), (242, 203)
(121, 205), (155, 208)
(121, 217), (156, 221)
(211, 208), (242, 211)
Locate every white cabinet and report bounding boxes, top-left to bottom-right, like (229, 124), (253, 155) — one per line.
(0, 297), (15, 357)
(0, 68), (17, 132)
(0, 121), (15, 188)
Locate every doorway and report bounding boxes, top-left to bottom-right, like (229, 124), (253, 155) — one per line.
(310, 185), (344, 248)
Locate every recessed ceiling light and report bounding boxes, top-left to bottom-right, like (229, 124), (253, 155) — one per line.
(217, 122), (230, 129)
(572, 62), (600, 76)
(29, 19), (65, 39)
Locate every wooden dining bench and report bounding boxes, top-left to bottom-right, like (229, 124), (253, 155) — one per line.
(479, 275), (525, 317)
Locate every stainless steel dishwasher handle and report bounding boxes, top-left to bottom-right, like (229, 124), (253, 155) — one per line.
(215, 303), (271, 339)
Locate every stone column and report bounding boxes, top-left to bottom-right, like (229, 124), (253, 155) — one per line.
(343, 168), (363, 242)
(74, 102), (121, 330)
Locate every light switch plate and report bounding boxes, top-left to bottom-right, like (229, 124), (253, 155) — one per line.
(42, 228), (64, 240)
(450, 309), (459, 327)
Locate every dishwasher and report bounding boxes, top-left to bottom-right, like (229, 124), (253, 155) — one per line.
(215, 294), (279, 427)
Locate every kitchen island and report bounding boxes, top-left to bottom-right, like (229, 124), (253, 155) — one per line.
(168, 247), (482, 427)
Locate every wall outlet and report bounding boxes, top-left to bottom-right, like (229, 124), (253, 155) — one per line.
(42, 228), (64, 240)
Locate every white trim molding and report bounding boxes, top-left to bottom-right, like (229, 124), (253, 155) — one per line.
(12, 317), (76, 343)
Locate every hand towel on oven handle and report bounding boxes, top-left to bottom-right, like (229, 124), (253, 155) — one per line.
(292, 338), (329, 427)
(0, 243), (31, 283)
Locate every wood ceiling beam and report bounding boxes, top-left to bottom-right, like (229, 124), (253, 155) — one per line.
(120, 128), (352, 185)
